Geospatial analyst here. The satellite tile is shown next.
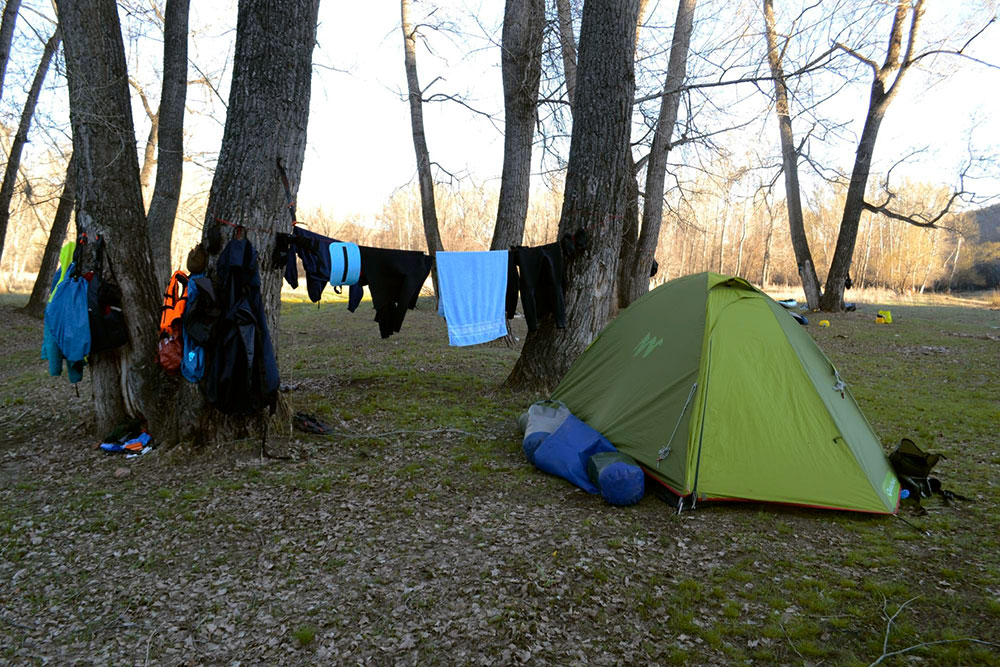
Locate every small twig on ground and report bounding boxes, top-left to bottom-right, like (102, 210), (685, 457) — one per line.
(0, 614), (32, 631)
(869, 638), (1000, 666)
(144, 623), (162, 667)
(0, 408), (30, 426)
(780, 621), (805, 661)
(880, 594), (920, 655)
(868, 594), (1000, 665)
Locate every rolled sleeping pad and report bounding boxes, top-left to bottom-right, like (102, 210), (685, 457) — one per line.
(587, 451), (645, 506)
(328, 241), (362, 287)
(518, 400), (571, 463)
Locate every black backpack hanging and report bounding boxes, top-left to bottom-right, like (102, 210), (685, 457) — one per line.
(87, 235), (129, 354)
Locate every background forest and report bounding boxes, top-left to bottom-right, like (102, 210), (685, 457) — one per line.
(1, 0), (998, 300)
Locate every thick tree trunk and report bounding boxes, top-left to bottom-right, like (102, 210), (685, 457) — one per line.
(491, 0), (544, 251)
(763, 0), (822, 310)
(0, 0), (20, 103)
(554, 0), (577, 109)
(22, 154), (76, 318)
(146, 0), (189, 289)
(58, 0), (161, 436)
(0, 28), (59, 265)
(401, 0), (443, 279)
(507, 0), (640, 391)
(621, 0), (696, 308)
(177, 0), (318, 445)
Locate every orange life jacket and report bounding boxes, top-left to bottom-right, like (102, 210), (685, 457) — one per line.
(159, 270), (188, 335)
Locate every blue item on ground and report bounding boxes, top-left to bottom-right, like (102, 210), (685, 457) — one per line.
(436, 250), (510, 346)
(532, 414), (616, 494)
(328, 241), (361, 287)
(597, 461), (645, 506)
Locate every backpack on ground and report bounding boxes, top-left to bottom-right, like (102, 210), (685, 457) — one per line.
(889, 438), (971, 512)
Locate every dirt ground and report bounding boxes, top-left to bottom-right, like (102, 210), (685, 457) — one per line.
(1, 293), (998, 665)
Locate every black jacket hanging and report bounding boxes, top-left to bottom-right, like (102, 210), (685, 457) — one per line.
(205, 239), (279, 415)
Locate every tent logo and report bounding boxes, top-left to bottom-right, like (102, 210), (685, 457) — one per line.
(633, 333), (664, 359)
(883, 471), (898, 499)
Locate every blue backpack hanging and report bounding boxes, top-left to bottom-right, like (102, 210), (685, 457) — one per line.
(181, 272), (206, 382)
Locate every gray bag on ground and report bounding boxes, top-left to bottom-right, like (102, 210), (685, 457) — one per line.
(518, 400), (571, 463)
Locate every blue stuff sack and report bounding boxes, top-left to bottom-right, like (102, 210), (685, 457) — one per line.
(596, 461), (645, 506)
(328, 241), (361, 287)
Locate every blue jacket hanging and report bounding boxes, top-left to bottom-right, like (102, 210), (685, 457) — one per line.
(41, 249), (90, 383)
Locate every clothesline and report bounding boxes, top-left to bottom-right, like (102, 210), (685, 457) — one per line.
(282, 226), (570, 345)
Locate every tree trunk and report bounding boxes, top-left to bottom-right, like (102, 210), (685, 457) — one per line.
(620, 0), (696, 308)
(820, 107), (886, 310)
(760, 200), (775, 285)
(138, 112), (158, 199)
(0, 28), (59, 265)
(401, 0), (443, 281)
(554, 0), (577, 110)
(614, 0), (650, 310)
(616, 150), (640, 309)
(507, 0), (640, 391)
(0, 0), (20, 103)
(58, 0), (160, 436)
(947, 234), (961, 291)
(491, 0), (544, 251)
(763, 0), (822, 310)
(820, 0), (923, 311)
(146, 0), (189, 289)
(180, 0), (318, 445)
(22, 153), (76, 318)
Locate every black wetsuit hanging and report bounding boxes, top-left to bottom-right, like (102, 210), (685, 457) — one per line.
(511, 242), (566, 332)
(353, 246), (433, 338)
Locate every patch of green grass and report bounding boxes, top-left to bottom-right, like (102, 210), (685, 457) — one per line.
(292, 624), (317, 647)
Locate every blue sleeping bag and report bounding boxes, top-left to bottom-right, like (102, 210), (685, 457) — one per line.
(532, 414), (616, 494)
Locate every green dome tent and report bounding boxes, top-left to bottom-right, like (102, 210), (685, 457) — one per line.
(552, 272), (899, 514)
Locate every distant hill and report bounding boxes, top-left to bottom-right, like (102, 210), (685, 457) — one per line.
(971, 203), (1000, 243)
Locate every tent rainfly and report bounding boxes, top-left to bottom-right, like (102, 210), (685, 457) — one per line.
(552, 272), (900, 514)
